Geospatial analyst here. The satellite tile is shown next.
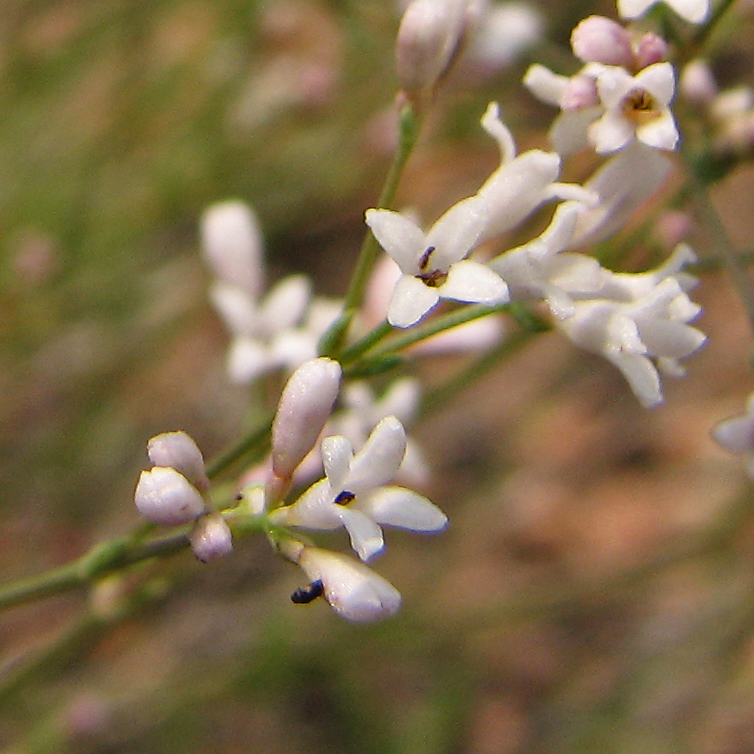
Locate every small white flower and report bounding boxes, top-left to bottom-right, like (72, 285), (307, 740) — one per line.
(365, 196), (509, 328)
(296, 547), (402, 622)
(556, 277), (706, 407)
(134, 466), (207, 525)
(489, 202), (604, 319)
(272, 416), (447, 561)
(590, 63), (679, 153)
(475, 102), (596, 241)
(618, 0), (710, 24)
(568, 142), (672, 246)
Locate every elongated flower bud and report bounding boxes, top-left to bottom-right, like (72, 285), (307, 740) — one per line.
(396, 0), (471, 105)
(200, 200), (264, 296)
(147, 431), (210, 493)
(271, 357), (342, 479)
(134, 467), (207, 525)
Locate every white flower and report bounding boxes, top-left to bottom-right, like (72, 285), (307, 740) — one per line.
(296, 547), (402, 622)
(475, 102), (596, 241)
(489, 202), (604, 319)
(713, 394), (754, 478)
(590, 63), (679, 153)
(272, 416), (447, 561)
(365, 196), (509, 328)
(469, 2), (543, 72)
(618, 0), (710, 24)
(568, 142), (672, 246)
(556, 277), (706, 407)
(134, 466), (207, 526)
(271, 357), (343, 480)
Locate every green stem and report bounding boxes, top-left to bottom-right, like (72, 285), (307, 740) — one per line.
(683, 151), (754, 339)
(320, 103), (422, 358)
(205, 413), (273, 480)
(339, 320), (395, 366)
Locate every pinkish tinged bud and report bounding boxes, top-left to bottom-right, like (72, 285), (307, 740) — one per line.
(571, 16), (634, 67)
(147, 431), (210, 493)
(271, 357), (342, 479)
(634, 33), (669, 69)
(190, 513), (234, 562)
(396, 0), (470, 104)
(200, 200), (264, 297)
(561, 75), (600, 111)
(134, 467), (206, 525)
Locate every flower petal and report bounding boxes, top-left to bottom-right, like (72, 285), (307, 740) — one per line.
(345, 416), (407, 495)
(425, 196), (489, 269)
(388, 274), (440, 328)
(365, 209), (426, 273)
(337, 507), (385, 561)
(321, 435), (353, 490)
(356, 486), (448, 531)
(439, 259), (509, 305)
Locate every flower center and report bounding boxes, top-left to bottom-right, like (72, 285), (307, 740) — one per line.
(417, 245), (448, 287)
(623, 88), (660, 123)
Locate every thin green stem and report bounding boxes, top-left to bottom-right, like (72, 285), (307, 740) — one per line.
(205, 413), (273, 480)
(320, 103), (422, 358)
(340, 319), (395, 366)
(684, 151), (754, 339)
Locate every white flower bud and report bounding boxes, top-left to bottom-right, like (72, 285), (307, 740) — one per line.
(200, 200), (264, 297)
(680, 60), (717, 104)
(190, 513), (233, 562)
(396, 0), (471, 102)
(147, 431), (210, 493)
(271, 357), (342, 479)
(298, 547), (401, 622)
(134, 467), (206, 525)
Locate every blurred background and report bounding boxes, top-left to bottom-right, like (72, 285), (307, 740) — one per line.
(2, 0), (754, 752)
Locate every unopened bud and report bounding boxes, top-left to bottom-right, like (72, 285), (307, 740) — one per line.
(271, 357), (342, 479)
(571, 16), (633, 67)
(680, 60), (717, 104)
(200, 200), (264, 296)
(634, 32), (669, 69)
(190, 513), (234, 562)
(134, 467), (206, 525)
(147, 431), (210, 493)
(396, 0), (471, 104)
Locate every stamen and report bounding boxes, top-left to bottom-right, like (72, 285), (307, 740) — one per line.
(334, 490), (356, 505)
(291, 579), (325, 604)
(623, 89), (659, 122)
(419, 246), (436, 271)
(417, 269), (448, 287)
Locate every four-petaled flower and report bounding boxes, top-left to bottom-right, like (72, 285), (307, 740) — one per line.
(365, 196), (509, 328)
(271, 416), (447, 561)
(590, 62), (679, 153)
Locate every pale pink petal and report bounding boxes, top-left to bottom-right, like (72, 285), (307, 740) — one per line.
(425, 196), (488, 269)
(356, 486), (448, 531)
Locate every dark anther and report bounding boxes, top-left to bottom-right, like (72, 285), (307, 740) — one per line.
(291, 579), (325, 604)
(334, 490), (356, 505)
(417, 269), (448, 287)
(419, 246), (436, 271)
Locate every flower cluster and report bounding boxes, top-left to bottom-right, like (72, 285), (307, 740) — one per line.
(134, 431), (233, 562)
(200, 200), (341, 384)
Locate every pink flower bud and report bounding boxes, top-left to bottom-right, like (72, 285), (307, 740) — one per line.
(200, 200), (264, 297)
(147, 431), (210, 493)
(190, 513), (233, 562)
(634, 33), (669, 69)
(680, 60), (717, 104)
(571, 16), (634, 67)
(271, 357), (342, 479)
(560, 75), (600, 111)
(134, 467), (206, 525)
